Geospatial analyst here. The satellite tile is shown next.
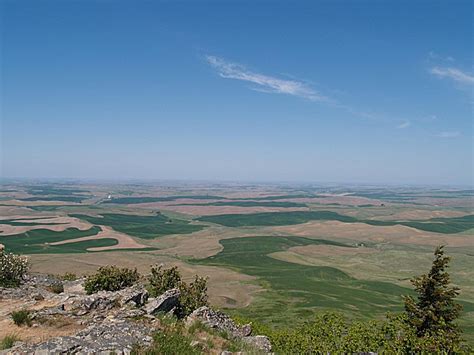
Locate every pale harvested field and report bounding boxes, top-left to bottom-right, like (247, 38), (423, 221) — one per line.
(0, 200), (81, 206)
(49, 225), (149, 251)
(414, 197), (473, 208)
(268, 220), (474, 247)
(155, 204), (309, 216)
(0, 216), (92, 236)
(288, 195), (382, 206)
(154, 225), (264, 259)
(284, 244), (377, 257)
(0, 205), (44, 218)
(371, 209), (469, 221)
(28, 252), (261, 308)
(154, 228), (225, 259)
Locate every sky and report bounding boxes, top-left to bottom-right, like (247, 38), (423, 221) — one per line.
(1, 0), (473, 185)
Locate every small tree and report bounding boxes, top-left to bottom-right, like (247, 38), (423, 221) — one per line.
(403, 246), (462, 342)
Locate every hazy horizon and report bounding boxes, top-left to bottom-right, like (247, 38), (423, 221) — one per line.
(2, 1), (473, 186)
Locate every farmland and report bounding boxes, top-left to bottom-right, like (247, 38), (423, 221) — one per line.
(69, 213), (205, 239)
(0, 181), (472, 339)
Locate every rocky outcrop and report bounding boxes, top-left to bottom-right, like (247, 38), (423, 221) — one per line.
(10, 319), (154, 354)
(1, 277), (272, 354)
(186, 306), (272, 352)
(119, 285), (148, 307)
(144, 288), (180, 315)
(242, 335), (273, 352)
(186, 306), (251, 337)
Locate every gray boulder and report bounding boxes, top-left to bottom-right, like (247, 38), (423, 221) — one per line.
(118, 285), (149, 307)
(75, 291), (119, 314)
(8, 319), (154, 354)
(186, 306), (252, 338)
(242, 335), (272, 352)
(145, 288), (180, 315)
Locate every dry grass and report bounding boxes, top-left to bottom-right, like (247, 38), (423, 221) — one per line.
(28, 251), (261, 308)
(268, 220), (474, 247)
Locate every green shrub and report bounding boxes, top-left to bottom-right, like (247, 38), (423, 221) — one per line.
(0, 250), (29, 287)
(0, 334), (20, 350)
(84, 266), (140, 294)
(147, 265), (181, 297)
(177, 276), (208, 317)
(147, 265), (208, 317)
(11, 310), (31, 327)
(48, 282), (64, 294)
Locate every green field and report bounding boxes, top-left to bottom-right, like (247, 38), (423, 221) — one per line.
(0, 219), (67, 226)
(176, 201), (307, 208)
(27, 205), (80, 211)
(102, 195), (226, 204)
(195, 235), (474, 328)
(0, 227), (102, 253)
(70, 213), (205, 239)
(20, 196), (88, 203)
(195, 236), (414, 322)
(26, 186), (89, 195)
(197, 211), (474, 234)
(102, 193), (319, 205)
(364, 215), (474, 234)
(197, 211), (355, 227)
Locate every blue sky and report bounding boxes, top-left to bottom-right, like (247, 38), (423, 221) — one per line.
(2, 0), (473, 185)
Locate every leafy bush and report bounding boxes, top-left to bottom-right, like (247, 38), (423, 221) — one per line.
(147, 265), (181, 297)
(84, 266), (139, 294)
(11, 310), (31, 327)
(177, 275), (208, 317)
(147, 265), (208, 317)
(0, 334), (21, 350)
(0, 250), (29, 287)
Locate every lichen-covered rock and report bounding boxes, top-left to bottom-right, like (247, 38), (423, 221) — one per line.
(118, 285), (148, 307)
(8, 319), (154, 354)
(76, 291), (119, 313)
(145, 288), (180, 315)
(242, 335), (272, 352)
(186, 306), (252, 338)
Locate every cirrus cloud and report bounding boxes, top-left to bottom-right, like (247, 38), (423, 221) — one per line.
(429, 66), (474, 85)
(206, 55), (329, 102)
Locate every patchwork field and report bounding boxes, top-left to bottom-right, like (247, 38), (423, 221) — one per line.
(0, 181), (473, 339)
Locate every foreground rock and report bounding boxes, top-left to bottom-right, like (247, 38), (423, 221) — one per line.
(9, 319), (154, 354)
(144, 288), (180, 315)
(186, 306), (272, 352)
(242, 335), (273, 353)
(1, 277), (272, 354)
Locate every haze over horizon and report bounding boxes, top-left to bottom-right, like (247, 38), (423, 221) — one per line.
(1, 1), (473, 185)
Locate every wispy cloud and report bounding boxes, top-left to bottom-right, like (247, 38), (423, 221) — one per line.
(397, 120), (411, 129)
(436, 131), (461, 138)
(428, 51), (455, 62)
(206, 55), (329, 102)
(429, 66), (474, 85)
